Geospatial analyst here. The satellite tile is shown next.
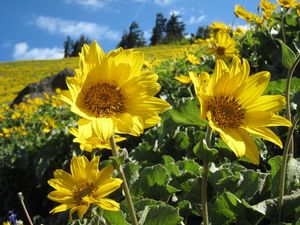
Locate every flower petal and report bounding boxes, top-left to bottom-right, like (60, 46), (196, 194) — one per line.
(244, 111), (292, 127)
(95, 178), (123, 198)
(245, 95), (285, 113)
(96, 198), (120, 211)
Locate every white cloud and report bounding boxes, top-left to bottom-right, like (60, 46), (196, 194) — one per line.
(187, 15), (206, 25)
(13, 42), (64, 60)
(169, 10), (181, 16)
(155, 0), (175, 6)
(34, 16), (120, 41)
(64, 0), (106, 9)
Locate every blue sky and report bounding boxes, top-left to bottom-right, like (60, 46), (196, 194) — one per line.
(0, 0), (261, 62)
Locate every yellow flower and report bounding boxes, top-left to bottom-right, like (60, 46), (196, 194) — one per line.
(174, 75), (192, 84)
(234, 5), (257, 23)
(48, 155), (122, 220)
(69, 120), (126, 152)
(189, 56), (291, 164)
(206, 32), (239, 60)
(2, 221), (11, 225)
(209, 22), (231, 36)
(277, 0), (298, 8)
(42, 116), (57, 133)
(260, 0), (278, 19)
(186, 53), (201, 65)
(61, 41), (170, 140)
(11, 112), (21, 120)
(233, 26), (247, 37)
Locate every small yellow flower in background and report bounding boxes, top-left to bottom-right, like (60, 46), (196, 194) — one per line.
(51, 95), (64, 108)
(11, 112), (21, 120)
(2, 221), (11, 225)
(48, 155), (122, 220)
(2, 128), (11, 138)
(233, 26), (247, 37)
(234, 5), (257, 23)
(206, 32), (239, 60)
(208, 22), (231, 37)
(42, 116), (57, 133)
(260, 0), (278, 19)
(189, 56), (291, 164)
(277, 0), (298, 8)
(61, 41), (170, 141)
(186, 53), (201, 65)
(174, 75), (192, 84)
(143, 60), (153, 69)
(69, 120), (126, 152)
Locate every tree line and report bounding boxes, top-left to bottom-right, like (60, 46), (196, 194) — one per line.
(63, 12), (210, 58)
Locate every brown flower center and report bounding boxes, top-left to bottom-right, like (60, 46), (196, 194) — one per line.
(216, 46), (226, 56)
(73, 183), (96, 205)
(208, 95), (245, 129)
(82, 82), (125, 117)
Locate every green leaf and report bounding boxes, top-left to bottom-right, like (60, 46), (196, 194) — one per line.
(131, 164), (178, 200)
(252, 190), (300, 220)
(139, 204), (183, 225)
(278, 40), (296, 69)
(210, 192), (264, 225)
(193, 139), (218, 162)
(268, 155), (300, 197)
(101, 210), (130, 225)
(168, 99), (205, 126)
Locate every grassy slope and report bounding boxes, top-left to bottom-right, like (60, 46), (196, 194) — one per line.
(0, 45), (187, 104)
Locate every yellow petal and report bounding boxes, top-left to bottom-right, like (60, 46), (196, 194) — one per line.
(53, 169), (76, 189)
(237, 71), (270, 106)
(47, 190), (73, 203)
(95, 166), (115, 187)
(96, 198), (120, 211)
(92, 118), (114, 142)
(245, 95), (285, 113)
(244, 111), (292, 127)
(50, 204), (74, 214)
(77, 205), (89, 219)
(245, 127), (283, 148)
(95, 178), (123, 198)
(70, 156), (88, 182)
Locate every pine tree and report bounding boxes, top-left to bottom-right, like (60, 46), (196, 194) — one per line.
(164, 13), (185, 43)
(71, 35), (91, 57)
(150, 13), (167, 46)
(63, 36), (74, 58)
(117, 21), (145, 48)
(195, 26), (210, 39)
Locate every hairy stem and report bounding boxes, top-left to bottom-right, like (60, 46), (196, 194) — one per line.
(110, 135), (139, 225)
(18, 192), (34, 225)
(277, 113), (299, 222)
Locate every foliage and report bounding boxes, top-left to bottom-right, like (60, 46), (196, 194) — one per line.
(63, 35), (92, 58)
(117, 21), (146, 48)
(0, 2), (300, 225)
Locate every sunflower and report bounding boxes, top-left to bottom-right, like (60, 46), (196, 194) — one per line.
(189, 56), (291, 164)
(234, 5), (257, 23)
(61, 41), (170, 140)
(206, 32), (239, 60)
(260, 0), (278, 19)
(69, 120), (126, 152)
(174, 75), (192, 84)
(186, 53), (201, 65)
(277, 0), (298, 8)
(208, 22), (231, 37)
(48, 155), (122, 220)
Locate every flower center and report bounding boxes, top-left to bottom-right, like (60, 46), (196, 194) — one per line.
(87, 136), (106, 146)
(216, 46), (226, 56)
(208, 95), (245, 129)
(82, 82), (125, 117)
(73, 183), (96, 205)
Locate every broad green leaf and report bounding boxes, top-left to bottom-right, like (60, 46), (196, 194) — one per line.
(139, 204), (183, 225)
(252, 190), (300, 219)
(210, 192), (264, 225)
(193, 139), (218, 162)
(101, 210), (130, 225)
(168, 99), (205, 126)
(278, 40), (296, 69)
(268, 155), (300, 197)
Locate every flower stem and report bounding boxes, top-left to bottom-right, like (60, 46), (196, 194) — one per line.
(18, 192), (34, 225)
(285, 54), (300, 155)
(281, 9), (287, 44)
(277, 113), (299, 222)
(202, 126), (212, 225)
(110, 135), (138, 225)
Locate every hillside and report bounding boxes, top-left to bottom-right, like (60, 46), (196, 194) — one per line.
(0, 44), (189, 105)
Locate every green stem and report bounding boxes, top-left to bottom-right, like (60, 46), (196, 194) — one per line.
(277, 113), (299, 222)
(110, 135), (139, 225)
(201, 126), (212, 225)
(285, 54), (300, 155)
(18, 192), (34, 225)
(281, 9), (287, 43)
